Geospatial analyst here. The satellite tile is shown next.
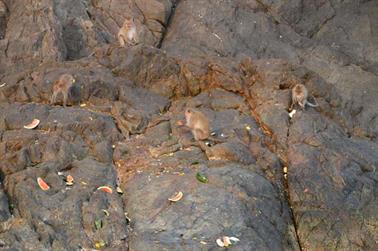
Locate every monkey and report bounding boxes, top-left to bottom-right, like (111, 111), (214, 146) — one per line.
(0, 1), (6, 39)
(184, 108), (210, 141)
(0, 0), (6, 15)
(184, 108), (226, 144)
(117, 18), (138, 47)
(149, 108), (226, 159)
(290, 84), (319, 110)
(50, 74), (75, 107)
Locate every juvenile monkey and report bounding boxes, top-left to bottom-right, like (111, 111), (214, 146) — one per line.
(0, 0), (6, 14)
(50, 74), (75, 107)
(290, 84), (318, 110)
(0, 1), (6, 39)
(184, 108), (226, 144)
(149, 108), (223, 159)
(185, 108), (210, 141)
(117, 18), (138, 47)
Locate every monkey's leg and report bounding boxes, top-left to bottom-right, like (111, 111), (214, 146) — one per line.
(197, 141), (212, 158)
(50, 92), (57, 105)
(131, 36), (138, 45)
(193, 129), (207, 141)
(299, 101), (306, 110)
(63, 91), (68, 107)
(290, 96), (298, 111)
(289, 102), (295, 111)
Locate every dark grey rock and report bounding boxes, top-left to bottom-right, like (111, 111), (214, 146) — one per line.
(0, 0), (376, 250)
(125, 165), (299, 251)
(287, 112), (378, 250)
(0, 189), (11, 221)
(94, 140), (113, 164)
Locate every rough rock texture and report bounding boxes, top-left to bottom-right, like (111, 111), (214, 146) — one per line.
(0, 0), (377, 250)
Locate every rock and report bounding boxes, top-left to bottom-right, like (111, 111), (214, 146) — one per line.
(107, 46), (183, 98)
(1, 0), (66, 73)
(111, 101), (149, 138)
(302, 46), (378, 139)
(209, 88), (247, 111)
(0, 1), (7, 39)
(94, 140), (113, 164)
(3, 158), (127, 250)
(206, 139), (256, 165)
(0, 0), (377, 250)
(0, 189), (11, 221)
(144, 120), (172, 147)
(287, 112), (378, 250)
(125, 165), (299, 250)
(0, 218), (51, 250)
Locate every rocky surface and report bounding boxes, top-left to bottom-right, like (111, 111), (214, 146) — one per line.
(0, 0), (377, 250)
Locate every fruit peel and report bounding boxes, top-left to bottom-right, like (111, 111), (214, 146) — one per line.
(97, 186), (113, 194)
(37, 177), (50, 191)
(168, 191), (183, 202)
(24, 119), (40, 129)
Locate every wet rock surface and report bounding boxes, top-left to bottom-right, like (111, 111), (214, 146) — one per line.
(0, 0), (377, 250)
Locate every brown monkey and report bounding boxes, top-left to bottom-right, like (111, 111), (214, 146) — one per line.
(50, 74), (75, 107)
(0, 1), (7, 39)
(117, 18), (138, 47)
(184, 107), (226, 144)
(0, 0), (6, 15)
(290, 84), (318, 110)
(185, 108), (210, 141)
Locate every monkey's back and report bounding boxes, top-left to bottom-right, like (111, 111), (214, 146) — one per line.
(192, 110), (209, 136)
(53, 74), (74, 91)
(292, 84), (308, 103)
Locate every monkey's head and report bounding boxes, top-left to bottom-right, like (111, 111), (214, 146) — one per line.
(293, 84), (302, 95)
(123, 17), (135, 27)
(67, 74), (75, 84)
(184, 108), (193, 121)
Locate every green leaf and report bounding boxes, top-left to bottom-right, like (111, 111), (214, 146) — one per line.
(196, 172), (208, 183)
(94, 219), (102, 230)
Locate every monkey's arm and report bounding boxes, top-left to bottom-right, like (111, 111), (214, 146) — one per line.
(289, 101), (295, 111)
(50, 81), (59, 104)
(197, 141), (210, 152)
(132, 34), (139, 45)
(50, 91), (57, 104)
(118, 34), (125, 47)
